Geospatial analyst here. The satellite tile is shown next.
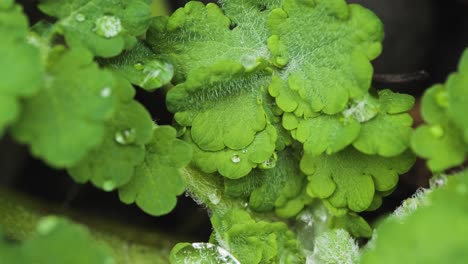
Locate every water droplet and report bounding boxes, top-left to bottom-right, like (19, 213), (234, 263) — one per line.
(94, 16), (122, 38)
(37, 216), (59, 235)
(75, 13), (85, 22)
(208, 193), (220, 205)
(342, 95), (379, 123)
(240, 54), (257, 69)
(241, 148), (247, 154)
(103, 180), (116, 191)
(429, 125), (444, 138)
(231, 154), (241, 163)
(100, 87), (112, 98)
(133, 61), (144, 71)
(139, 61), (174, 89)
(243, 202), (249, 208)
(429, 174), (447, 188)
(114, 128), (136, 145)
(259, 152), (277, 169)
(171, 242), (241, 264)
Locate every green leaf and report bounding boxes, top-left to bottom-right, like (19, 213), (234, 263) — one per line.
(12, 47), (118, 167)
(361, 169), (468, 264)
(211, 209), (304, 264)
(267, 0), (383, 115)
(189, 126), (277, 179)
(224, 149), (310, 217)
(68, 77), (154, 191)
(170, 242), (240, 264)
(446, 48), (468, 144)
(411, 85), (467, 171)
(167, 62), (273, 151)
(118, 125), (192, 216)
(351, 89), (414, 156)
(101, 41), (174, 91)
(147, 1), (274, 82)
(0, 216), (114, 264)
(38, 0), (151, 58)
(286, 89), (414, 157)
(301, 147), (415, 213)
(294, 113), (360, 157)
(0, 3), (43, 135)
(307, 229), (359, 264)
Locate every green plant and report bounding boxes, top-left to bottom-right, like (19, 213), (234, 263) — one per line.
(0, 0), (467, 263)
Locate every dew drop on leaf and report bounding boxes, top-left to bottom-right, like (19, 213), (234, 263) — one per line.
(94, 16), (122, 38)
(139, 61), (173, 89)
(75, 13), (85, 22)
(172, 242), (241, 264)
(100, 87), (112, 98)
(241, 148), (247, 154)
(114, 128), (136, 145)
(133, 61), (144, 71)
(208, 193), (220, 205)
(342, 95), (379, 123)
(231, 154), (241, 163)
(259, 152), (277, 169)
(240, 54), (257, 69)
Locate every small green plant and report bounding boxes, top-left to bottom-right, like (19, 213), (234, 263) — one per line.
(1, 0), (467, 263)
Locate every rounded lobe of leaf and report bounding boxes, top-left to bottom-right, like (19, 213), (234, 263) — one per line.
(447, 48), (468, 143)
(118, 126), (192, 216)
(302, 148), (415, 213)
(268, 0), (383, 115)
(68, 100), (154, 190)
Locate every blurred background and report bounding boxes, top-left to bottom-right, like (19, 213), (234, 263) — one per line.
(1, 0), (468, 242)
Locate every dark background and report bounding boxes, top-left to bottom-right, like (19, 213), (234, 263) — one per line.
(1, 0), (468, 241)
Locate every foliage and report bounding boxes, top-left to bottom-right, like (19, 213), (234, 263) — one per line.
(0, 0), (467, 263)
(0, 216), (114, 264)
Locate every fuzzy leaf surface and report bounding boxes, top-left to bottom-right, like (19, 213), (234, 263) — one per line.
(268, 0), (383, 115)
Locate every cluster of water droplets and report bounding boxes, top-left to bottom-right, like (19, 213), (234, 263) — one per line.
(94, 15), (122, 38)
(172, 243), (241, 264)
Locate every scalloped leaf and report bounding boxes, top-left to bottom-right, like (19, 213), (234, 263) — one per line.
(0, 3), (43, 135)
(118, 126), (192, 216)
(286, 89), (414, 157)
(147, 1), (274, 82)
(11, 47), (118, 167)
(267, 0), (383, 115)
(188, 126), (277, 179)
(68, 78), (154, 191)
(446, 48), (468, 144)
(352, 89), (414, 156)
(101, 41), (174, 91)
(301, 147), (415, 213)
(38, 0), (151, 58)
(224, 149), (310, 217)
(411, 84), (467, 171)
(167, 63), (273, 151)
(210, 209), (304, 264)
